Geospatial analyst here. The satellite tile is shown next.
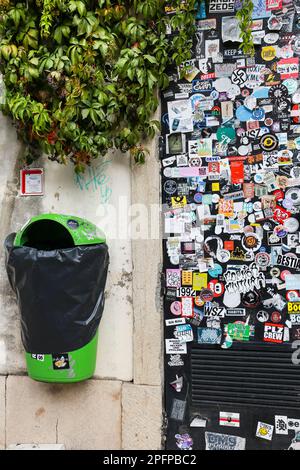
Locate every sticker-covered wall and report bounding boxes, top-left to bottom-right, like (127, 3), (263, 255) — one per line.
(162, 0), (300, 450)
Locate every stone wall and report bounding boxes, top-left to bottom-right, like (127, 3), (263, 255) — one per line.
(0, 113), (162, 450)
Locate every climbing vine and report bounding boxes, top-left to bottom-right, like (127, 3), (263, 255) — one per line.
(0, 0), (195, 171)
(236, 0), (255, 56)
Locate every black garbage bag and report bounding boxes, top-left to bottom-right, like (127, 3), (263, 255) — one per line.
(5, 233), (109, 354)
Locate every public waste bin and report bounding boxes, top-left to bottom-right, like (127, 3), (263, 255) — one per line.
(4, 214), (109, 383)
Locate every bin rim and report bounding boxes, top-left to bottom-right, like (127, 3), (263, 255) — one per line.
(14, 213), (106, 247)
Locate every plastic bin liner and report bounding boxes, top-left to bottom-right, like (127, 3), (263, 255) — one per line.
(4, 234), (109, 354)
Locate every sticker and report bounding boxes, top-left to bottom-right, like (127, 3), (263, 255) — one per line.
(168, 354), (184, 367)
(170, 398), (186, 421)
(263, 323), (284, 343)
(170, 301), (182, 316)
(256, 422), (274, 441)
(227, 322), (251, 341)
(31, 354), (44, 362)
(165, 339), (187, 354)
(204, 305), (226, 317)
(174, 324), (194, 343)
(170, 375), (183, 392)
(166, 269), (181, 288)
(52, 354), (70, 370)
(275, 415), (288, 435)
(205, 432), (246, 450)
(175, 433), (193, 450)
(197, 327), (222, 344)
(20, 168), (44, 196)
(219, 412), (240, 428)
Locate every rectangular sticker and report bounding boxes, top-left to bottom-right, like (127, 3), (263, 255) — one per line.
(165, 339), (187, 354)
(205, 432), (246, 450)
(219, 412), (240, 428)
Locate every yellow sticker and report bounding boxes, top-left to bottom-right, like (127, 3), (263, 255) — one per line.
(288, 302), (300, 313)
(212, 182), (220, 191)
(261, 46), (276, 61)
(182, 270), (193, 286)
(171, 196), (187, 209)
(193, 273), (207, 291)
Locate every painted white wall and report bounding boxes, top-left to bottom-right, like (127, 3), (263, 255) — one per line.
(0, 114), (133, 381)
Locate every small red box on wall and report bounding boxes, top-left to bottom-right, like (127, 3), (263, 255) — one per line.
(20, 169), (44, 196)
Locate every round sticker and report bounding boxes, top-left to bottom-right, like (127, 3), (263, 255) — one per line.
(170, 301), (181, 316)
(216, 249), (231, 263)
(238, 144), (251, 156)
(208, 264), (223, 278)
(242, 233), (262, 252)
(270, 267), (280, 277)
(231, 69), (247, 86)
(260, 133), (279, 152)
(244, 96), (257, 110)
(280, 270), (291, 281)
(264, 117), (273, 127)
(257, 311), (269, 323)
(195, 296), (205, 307)
(286, 188), (300, 206)
(292, 92), (300, 104)
(254, 173), (264, 184)
(261, 46), (276, 61)
(284, 217), (300, 233)
(287, 291), (300, 301)
(283, 79), (298, 95)
(269, 84), (289, 102)
(164, 180), (177, 195)
(264, 33), (279, 44)
(67, 219), (79, 229)
(194, 193), (202, 203)
(199, 289), (214, 302)
(271, 311), (282, 323)
(255, 252), (270, 269)
(241, 291), (261, 308)
(212, 194), (220, 203)
(208, 280), (224, 298)
(252, 108), (265, 120)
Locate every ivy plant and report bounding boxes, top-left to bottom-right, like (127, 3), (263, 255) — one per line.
(0, 0), (195, 171)
(235, 0), (255, 56)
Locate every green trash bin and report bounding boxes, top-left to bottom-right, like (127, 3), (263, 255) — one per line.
(6, 213), (109, 383)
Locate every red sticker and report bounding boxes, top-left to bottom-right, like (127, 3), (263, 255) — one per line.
(230, 161), (244, 184)
(273, 205), (291, 224)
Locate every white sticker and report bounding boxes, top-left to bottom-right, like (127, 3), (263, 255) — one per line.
(256, 421), (274, 441)
(165, 318), (186, 326)
(219, 412), (240, 428)
(165, 339), (187, 354)
(275, 415), (288, 435)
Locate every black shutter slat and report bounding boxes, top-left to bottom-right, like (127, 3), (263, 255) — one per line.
(191, 346), (300, 408)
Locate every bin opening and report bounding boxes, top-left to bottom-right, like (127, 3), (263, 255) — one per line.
(20, 220), (75, 250)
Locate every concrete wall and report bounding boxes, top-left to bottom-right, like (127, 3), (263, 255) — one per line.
(0, 113), (162, 449)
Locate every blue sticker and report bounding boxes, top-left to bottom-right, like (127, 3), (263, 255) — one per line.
(252, 87), (270, 99)
(197, 327), (222, 344)
(208, 264), (223, 278)
(236, 105), (252, 121)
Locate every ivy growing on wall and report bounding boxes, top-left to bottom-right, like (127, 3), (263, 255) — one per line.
(0, 0), (195, 171)
(236, 0), (255, 56)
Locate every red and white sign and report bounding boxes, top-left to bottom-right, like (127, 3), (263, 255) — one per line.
(219, 412), (240, 428)
(277, 58), (299, 80)
(266, 0), (282, 11)
(20, 169), (44, 196)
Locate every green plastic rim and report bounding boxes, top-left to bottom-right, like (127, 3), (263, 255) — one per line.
(14, 213), (106, 248)
(25, 332), (99, 383)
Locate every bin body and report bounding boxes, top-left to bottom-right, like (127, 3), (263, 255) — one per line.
(5, 214), (109, 383)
